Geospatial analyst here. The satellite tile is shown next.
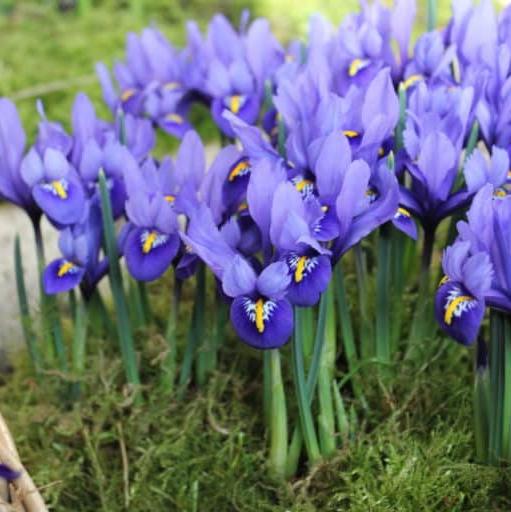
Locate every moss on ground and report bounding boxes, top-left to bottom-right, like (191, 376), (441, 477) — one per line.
(2, 316), (511, 511)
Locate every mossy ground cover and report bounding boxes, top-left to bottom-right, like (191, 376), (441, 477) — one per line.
(2, 1), (511, 511)
(3, 304), (511, 511)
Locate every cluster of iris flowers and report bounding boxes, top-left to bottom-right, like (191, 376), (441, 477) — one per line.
(2, 0), (511, 478)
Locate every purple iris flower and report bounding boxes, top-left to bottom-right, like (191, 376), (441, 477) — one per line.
(435, 240), (493, 346)
(43, 201), (107, 297)
(205, 14), (284, 136)
(273, 67), (399, 167)
(435, 184), (511, 345)
(0, 98), (40, 221)
(181, 204), (293, 349)
(96, 28), (195, 137)
(77, 139), (135, 219)
(402, 32), (457, 90)
(401, 83), (476, 229)
(268, 181), (332, 307)
(445, 0), (498, 71)
(122, 157), (181, 282)
(20, 147), (86, 227)
(328, 0), (416, 94)
(70, 93), (154, 167)
(470, 43), (511, 155)
(35, 100), (73, 157)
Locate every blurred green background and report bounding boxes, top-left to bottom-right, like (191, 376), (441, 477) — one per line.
(0, 0), (504, 137)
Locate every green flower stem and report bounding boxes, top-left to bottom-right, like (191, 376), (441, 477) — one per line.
(194, 267), (210, 387)
(408, 226), (436, 347)
(14, 235), (41, 375)
(286, 292), (328, 476)
(354, 245), (373, 359)
(375, 225), (392, 372)
(317, 283), (337, 456)
(474, 342), (490, 463)
(161, 276), (182, 392)
(390, 231), (405, 350)
(33, 219), (67, 372)
(263, 350), (272, 425)
(489, 310), (504, 464)
(292, 307), (321, 466)
(138, 281), (151, 324)
(178, 265), (205, 393)
(268, 349), (288, 480)
(196, 272), (220, 387)
(503, 316), (511, 460)
(334, 263), (367, 407)
(128, 277), (145, 331)
(334, 263), (356, 369)
(98, 171), (140, 392)
(485, 310), (511, 463)
(70, 290), (89, 400)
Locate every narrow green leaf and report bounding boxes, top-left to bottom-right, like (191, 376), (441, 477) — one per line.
(98, 170), (140, 390)
(292, 307), (321, 465)
(14, 235), (41, 374)
(375, 225), (392, 371)
(268, 349), (288, 480)
(178, 265), (205, 393)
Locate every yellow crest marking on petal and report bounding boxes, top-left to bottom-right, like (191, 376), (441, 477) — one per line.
(238, 201), (248, 212)
(402, 74), (423, 90)
(58, 261), (75, 277)
(295, 256), (308, 283)
(142, 231), (158, 254)
(255, 298), (265, 333)
(295, 179), (313, 192)
(164, 81), (181, 91)
(228, 160), (250, 182)
(165, 113), (184, 124)
(343, 130), (359, 138)
(165, 195), (176, 203)
(439, 275), (450, 287)
(378, 147), (385, 156)
(348, 58), (365, 77)
(494, 188), (507, 198)
(444, 295), (472, 325)
(230, 95), (242, 114)
(121, 88), (136, 102)
(397, 207), (411, 218)
(52, 180), (67, 199)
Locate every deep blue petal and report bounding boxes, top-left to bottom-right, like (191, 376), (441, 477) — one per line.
(392, 207), (418, 240)
(285, 253), (332, 307)
(211, 95), (260, 137)
(230, 296), (293, 349)
(434, 280), (485, 346)
(125, 227), (180, 281)
(0, 463), (20, 481)
(43, 258), (85, 294)
(157, 113), (193, 139)
(33, 179), (86, 225)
